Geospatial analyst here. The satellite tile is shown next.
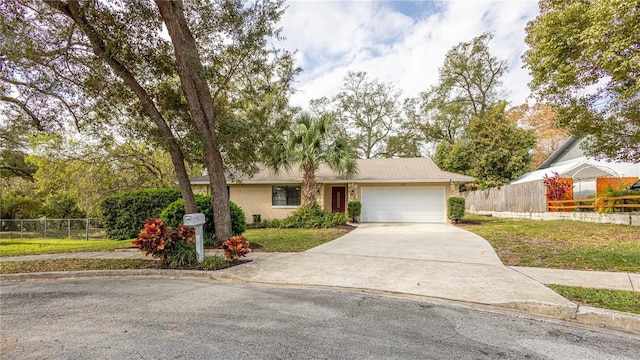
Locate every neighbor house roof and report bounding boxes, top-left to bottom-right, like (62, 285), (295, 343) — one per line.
(538, 136), (581, 169)
(190, 157), (475, 185)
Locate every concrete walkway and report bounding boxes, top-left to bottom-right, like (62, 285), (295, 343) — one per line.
(2, 223), (639, 334)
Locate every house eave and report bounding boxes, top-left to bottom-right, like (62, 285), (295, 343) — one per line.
(220, 178), (474, 185)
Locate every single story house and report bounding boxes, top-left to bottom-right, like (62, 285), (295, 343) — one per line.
(511, 137), (639, 198)
(190, 157), (474, 223)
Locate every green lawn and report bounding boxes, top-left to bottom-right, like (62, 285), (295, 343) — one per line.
(0, 228), (352, 258)
(548, 284), (640, 314)
(459, 215), (640, 272)
(244, 227), (351, 252)
(0, 238), (134, 257)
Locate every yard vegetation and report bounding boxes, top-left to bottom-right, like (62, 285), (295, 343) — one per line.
(244, 227), (352, 252)
(459, 215), (640, 272)
(0, 238), (133, 257)
(0, 227), (352, 274)
(548, 285), (640, 315)
(1, 259), (156, 274)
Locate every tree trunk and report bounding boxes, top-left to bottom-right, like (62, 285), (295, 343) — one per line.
(155, 0), (231, 241)
(43, 0), (197, 214)
(301, 163), (318, 207)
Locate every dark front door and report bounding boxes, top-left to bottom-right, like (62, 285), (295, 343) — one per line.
(331, 187), (346, 213)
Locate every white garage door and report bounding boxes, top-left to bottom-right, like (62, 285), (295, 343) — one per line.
(361, 187), (446, 223)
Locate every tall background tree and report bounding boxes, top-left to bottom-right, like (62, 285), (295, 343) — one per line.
(507, 103), (568, 170)
(410, 33), (508, 147)
(524, 0), (640, 162)
(264, 112), (357, 207)
(409, 33), (533, 188)
(334, 71), (403, 159)
(310, 71), (408, 159)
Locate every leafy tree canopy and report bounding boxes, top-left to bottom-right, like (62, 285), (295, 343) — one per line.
(409, 33), (508, 145)
(311, 71), (405, 159)
(524, 0), (640, 161)
(436, 102), (535, 188)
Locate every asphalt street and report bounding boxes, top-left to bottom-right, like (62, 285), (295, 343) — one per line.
(1, 278), (638, 359)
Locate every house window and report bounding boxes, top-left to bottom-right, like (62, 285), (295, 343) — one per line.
(272, 186), (301, 207)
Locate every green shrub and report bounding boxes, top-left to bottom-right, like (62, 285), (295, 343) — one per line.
(160, 195), (247, 242)
(101, 189), (181, 240)
(281, 205), (324, 228)
(323, 212), (348, 227)
(278, 205), (347, 229)
(230, 201), (248, 234)
(264, 219), (282, 228)
(602, 189), (640, 212)
(447, 197), (465, 223)
(347, 201), (362, 222)
(169, 241), (197, 268)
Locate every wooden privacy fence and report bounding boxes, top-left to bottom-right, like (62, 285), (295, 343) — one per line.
(461, 181), (547, 213)
(547, 195), (640, 212)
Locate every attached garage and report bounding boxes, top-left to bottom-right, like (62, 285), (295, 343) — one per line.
(360, 187), (446, 223)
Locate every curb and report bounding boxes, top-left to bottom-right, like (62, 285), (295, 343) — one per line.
(2, 269), (639, 336)
(574, 306), (640, 335)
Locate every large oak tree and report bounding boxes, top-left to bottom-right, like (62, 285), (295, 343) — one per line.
(1, 0), (295, 240)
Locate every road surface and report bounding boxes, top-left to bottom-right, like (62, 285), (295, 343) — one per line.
(1, 278), (638, 359)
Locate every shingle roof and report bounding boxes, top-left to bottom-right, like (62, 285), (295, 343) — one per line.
(191, 157), (475, 184)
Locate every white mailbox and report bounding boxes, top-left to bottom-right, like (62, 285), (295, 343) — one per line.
(183, 213), (206, 227)
(183, 213), (206, 262)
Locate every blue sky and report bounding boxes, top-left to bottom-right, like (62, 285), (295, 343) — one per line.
(276, 0), (540, 108)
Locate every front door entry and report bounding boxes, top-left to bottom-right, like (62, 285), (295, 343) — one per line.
(331, 187), (346, 213)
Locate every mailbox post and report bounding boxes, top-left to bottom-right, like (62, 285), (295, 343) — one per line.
(183, 213), (206, 263)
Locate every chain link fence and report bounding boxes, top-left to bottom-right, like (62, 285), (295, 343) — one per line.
(0, 218), (105, 240)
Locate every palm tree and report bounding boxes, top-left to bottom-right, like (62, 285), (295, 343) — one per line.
(265, 112), (357, 207)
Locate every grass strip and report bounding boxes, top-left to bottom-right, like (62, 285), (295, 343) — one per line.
(459, 215), (640, 272)
(0, 238), (134, 257)
(548, 284), (640, 314)
(0, 259), (157, 274)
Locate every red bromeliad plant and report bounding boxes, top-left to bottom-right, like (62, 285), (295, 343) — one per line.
(132, 219), (195, 264)
(222, 235), (251, 262)
(542, 171), (572, 200)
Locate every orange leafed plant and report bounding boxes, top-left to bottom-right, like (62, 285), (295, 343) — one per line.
(222, 235), (251, 262)
(132, 219), (196, 264)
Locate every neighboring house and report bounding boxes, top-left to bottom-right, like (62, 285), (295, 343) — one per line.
(190, 157), (474, 223)
(511, 137), (640, 198)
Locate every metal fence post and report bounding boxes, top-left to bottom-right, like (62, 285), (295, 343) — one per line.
(86, 218), (89, 240)
(20, 219), (23, 239)
(44, 218), (47, 238)
(68, 219), (71, 239)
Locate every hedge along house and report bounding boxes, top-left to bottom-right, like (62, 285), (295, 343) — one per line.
(190, 157), (474, 223)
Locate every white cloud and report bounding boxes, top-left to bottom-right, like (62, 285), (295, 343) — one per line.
(277, 0), (540, 108)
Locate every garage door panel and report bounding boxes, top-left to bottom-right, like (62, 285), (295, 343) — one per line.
(361, 187), (445, 223)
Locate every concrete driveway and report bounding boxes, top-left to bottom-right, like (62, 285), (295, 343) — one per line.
(220, 223), (577, 319)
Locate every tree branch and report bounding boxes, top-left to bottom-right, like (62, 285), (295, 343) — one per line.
(0, 96), (45, 131)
